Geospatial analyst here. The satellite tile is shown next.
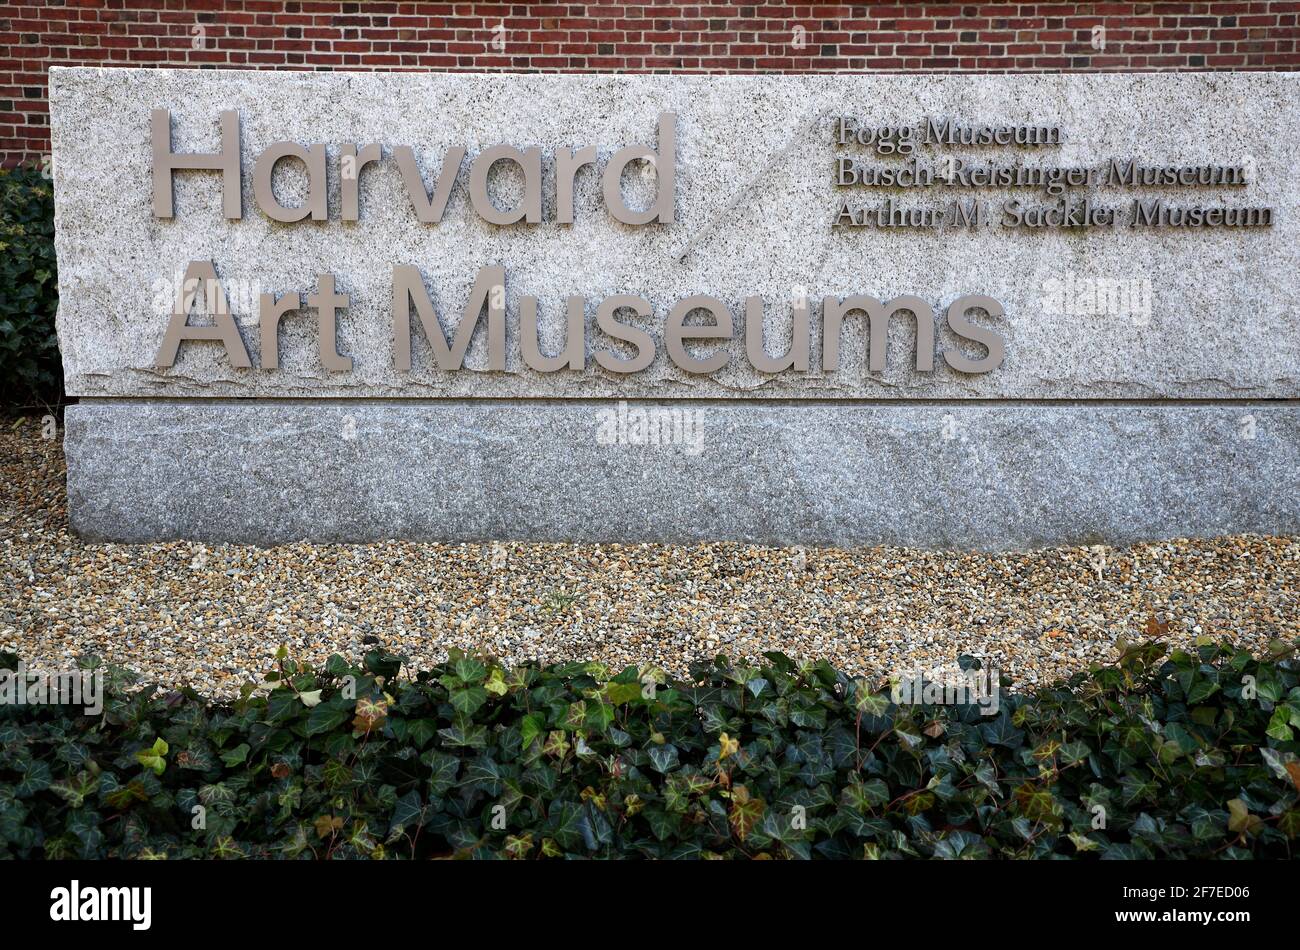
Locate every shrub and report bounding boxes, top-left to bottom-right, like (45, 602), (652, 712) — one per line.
(0, 164), (60, 409)
(1, 638), (1297, 859)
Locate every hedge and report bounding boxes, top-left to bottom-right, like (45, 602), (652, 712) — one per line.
(0, 164), (60, 409)
(1, 637), (1297, 859)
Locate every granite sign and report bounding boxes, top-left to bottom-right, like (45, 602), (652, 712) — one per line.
(49, 68), (1300, 546)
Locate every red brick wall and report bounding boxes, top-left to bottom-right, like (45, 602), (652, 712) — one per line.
(3, 1), (1298, 167)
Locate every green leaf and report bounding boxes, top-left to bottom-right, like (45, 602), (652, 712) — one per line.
(404, 718), (438, 750)
(647, 744), (680, 773)
(453, 657), (488, 685)
(520, 713), (547, 750)
(1266, 706), (1294, 742)
(584, 701), (616, 733)
(547, 802), (586, 852)
(853, 686), (891, 718)
(932, 830), (991, 859)
(219, 743), (250, 767)
(0, 622), (1292, 860)
(1186, 678), (1220, 704)
(423, 750), (461, 797)
(49, 771), (99, 808)
(450, 686), (488, 717)
(389, 790), (429, 835)
(603, 681), (643, 706)
(1227, 799), (1262, 836)
(1068, 833), (1102, 852)
(134, 738), (169, 776)
(980, 714), (1025, 749)
(728, 787), (765, 842)
(841, 778), (890, 813)
(306, 699), (352, 736)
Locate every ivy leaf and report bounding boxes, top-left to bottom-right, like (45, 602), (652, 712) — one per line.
(314, 815), (344, 839)
(547, 802), (585, 852)
(49, 770), (99, 808)
(519, 713), (547, 751)
(718, 733), (740, 761)
(1226, 799), (1263, 837)
(1069, 833), (1102, 853)
(603, 681), (643, 706)
(306, 698), (352, 736)
(404, 718), (438, 750)
(728, 786), (765, 842)
(450, 686), (488, 717)
(503, 833), (534, 859)
(979, 714), (1025, 749)
(841, 778), (890, 813)
(388, 790), (430, 835)
(66, 810), (105, 859)
(219, 744), (250, 767)
(932, 830), (991, 859)
(352, 696), (389, 733)
(0, 618), (1294, 860)
(453, 658), (488, 685)
(542, 731), (571, 759)
(647, 744), (680, 774)
(423, 750), (460, 797)
(1266, 706), (1295, 742)
(103, 779), (149, 810)
(134, 738), (169, 776)
(584, 701), (616, 734)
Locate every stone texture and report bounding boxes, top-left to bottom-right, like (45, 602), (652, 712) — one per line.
(50, 68), (1300, 401)
(64, 401), (1300, 548)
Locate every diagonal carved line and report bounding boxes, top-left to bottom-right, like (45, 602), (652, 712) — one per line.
(673, 109), (824, 264)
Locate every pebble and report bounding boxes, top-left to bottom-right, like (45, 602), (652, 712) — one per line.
(2, 417), (1296, 698)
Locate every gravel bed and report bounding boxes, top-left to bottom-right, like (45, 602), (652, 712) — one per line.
(3, 415), (1297, 698)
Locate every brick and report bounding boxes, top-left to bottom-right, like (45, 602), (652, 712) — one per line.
(2, 0), (1297, 166)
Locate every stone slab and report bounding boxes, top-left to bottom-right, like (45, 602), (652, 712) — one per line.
(49, 68), (1300, 401)
(64, 401), (1300, 548)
